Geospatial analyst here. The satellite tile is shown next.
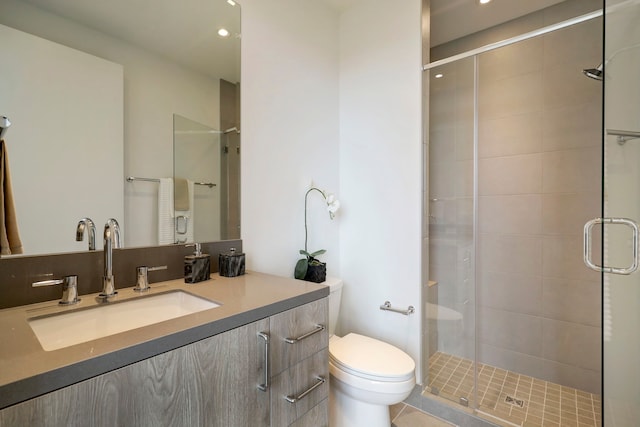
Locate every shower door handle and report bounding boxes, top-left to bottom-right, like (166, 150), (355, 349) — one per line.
(583, 217), (640, 274)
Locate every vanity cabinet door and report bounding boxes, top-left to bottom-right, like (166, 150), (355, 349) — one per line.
(216, 317), (271, 426)
(269, 298), (329, 376)
(0, 319), (270, 427)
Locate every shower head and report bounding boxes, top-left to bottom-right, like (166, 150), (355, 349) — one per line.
(583, 63), (603, 81)
(583, 42), (640, 82)
(0, 116), (11, 140)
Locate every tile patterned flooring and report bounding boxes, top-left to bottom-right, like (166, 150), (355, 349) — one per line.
(391, 402), (457, 427)
(425, 352), (602, 427)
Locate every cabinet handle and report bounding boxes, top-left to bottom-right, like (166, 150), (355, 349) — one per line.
(257, 332), (270, 392)
(284, 376), (326, 404)
(285, 324), (325, 344)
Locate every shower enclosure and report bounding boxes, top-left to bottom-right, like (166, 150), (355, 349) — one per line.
(424, 1), (640, 425)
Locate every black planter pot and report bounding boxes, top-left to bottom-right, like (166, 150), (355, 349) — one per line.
(304, 262), (326, 283)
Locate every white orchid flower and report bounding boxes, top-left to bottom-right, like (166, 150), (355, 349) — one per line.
(296, 186), (341, 280)
(325, 194), (340, 219)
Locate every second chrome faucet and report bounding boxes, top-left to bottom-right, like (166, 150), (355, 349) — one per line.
(100, 218), (121, 299)
(76, 218), (96, 250)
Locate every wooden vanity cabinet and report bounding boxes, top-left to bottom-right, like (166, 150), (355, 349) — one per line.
(0, 318), (271, 426)
(0, 298), (329, 427)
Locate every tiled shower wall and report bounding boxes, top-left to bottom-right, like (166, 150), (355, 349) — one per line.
(428, 2), (603, 394)
(476, 19), (603, 394)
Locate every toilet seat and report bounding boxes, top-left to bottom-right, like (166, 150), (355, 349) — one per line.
(329, 333), (415, 382)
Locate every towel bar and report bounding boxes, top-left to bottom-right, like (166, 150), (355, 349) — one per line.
(126, 176), (216, 188)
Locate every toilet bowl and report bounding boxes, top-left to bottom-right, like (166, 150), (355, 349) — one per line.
(325, 278), (416, 427)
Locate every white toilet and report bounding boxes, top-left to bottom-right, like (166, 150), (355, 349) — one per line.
(326, 277), (416, 427)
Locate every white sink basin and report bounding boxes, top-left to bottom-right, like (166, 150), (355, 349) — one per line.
(29, 291), (220, 351)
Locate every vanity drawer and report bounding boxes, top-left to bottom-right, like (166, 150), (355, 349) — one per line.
(271, 349), (329, 427)
(269, 297), (328, 375)
(290, 398), (328, 427)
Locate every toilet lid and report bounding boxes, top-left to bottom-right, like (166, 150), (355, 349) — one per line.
(329, 333), (415, 381)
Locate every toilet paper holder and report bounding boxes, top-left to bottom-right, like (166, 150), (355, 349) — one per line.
(380, 301), (415, 316)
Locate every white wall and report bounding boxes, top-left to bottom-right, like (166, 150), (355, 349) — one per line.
(241, 0), (423, 380)
(241, 0), (341, 277)
(338, 0), (423, 379)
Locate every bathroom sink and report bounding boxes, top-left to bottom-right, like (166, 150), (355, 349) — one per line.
(28, 291), (220, 351)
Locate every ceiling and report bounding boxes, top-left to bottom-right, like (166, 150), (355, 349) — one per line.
(19, 0), (570, 78)
(20, 0), (241, 82)
(324, 0), (569, 47)
(429, 0), (567, 46)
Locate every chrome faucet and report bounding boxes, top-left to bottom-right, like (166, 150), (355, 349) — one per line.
(100, 218), (121, 299)
(75, 218), (96, 250)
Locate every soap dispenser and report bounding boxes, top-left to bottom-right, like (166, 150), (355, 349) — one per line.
(184, 243), (211, 283)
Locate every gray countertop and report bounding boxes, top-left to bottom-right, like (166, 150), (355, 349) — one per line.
(0, 271), (329, 410)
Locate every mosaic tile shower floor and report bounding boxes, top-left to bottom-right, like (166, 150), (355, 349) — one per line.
(425, 352), (601, 427)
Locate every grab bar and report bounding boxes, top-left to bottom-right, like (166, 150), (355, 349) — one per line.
(380, 301), (415, 316)
(607, 129), (640, 145)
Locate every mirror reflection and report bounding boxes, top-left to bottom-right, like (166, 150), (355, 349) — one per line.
(0, 0), (241, 256)
(173, 113), (240, 244)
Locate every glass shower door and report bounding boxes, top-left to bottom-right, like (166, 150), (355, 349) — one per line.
(426, 57), (477, 408)
(600, 0), (640, 424)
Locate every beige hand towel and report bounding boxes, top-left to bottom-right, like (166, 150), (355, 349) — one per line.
(174, 177), (189, 211)
(0, 139), (23, 255)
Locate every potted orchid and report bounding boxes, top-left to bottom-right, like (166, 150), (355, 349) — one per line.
(294, 187), (340, 283)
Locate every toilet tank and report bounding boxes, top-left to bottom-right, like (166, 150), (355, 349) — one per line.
(324, 277), (343, 336)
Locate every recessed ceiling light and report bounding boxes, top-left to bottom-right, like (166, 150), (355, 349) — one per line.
(435, 73), (444, 79)
(218, 28), (230, 37)
(478, 0), (492, 4)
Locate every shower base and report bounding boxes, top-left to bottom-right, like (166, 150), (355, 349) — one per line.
(424, 352), (601, 427)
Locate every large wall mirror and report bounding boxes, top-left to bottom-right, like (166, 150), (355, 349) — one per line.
(0, 0), (241, 257)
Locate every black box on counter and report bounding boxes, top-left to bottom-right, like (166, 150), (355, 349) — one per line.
(219, 248), (245, 277)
